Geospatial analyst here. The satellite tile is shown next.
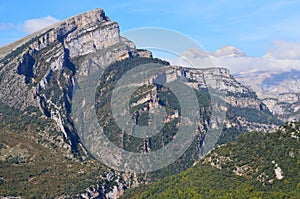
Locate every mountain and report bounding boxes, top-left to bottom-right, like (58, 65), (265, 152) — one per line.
(0, 8), (151, 198)
(0, 8), (283, 198)
(121, 121), (300, 198)
(0, 8), (152, 156)
(235, 70), (300, 122)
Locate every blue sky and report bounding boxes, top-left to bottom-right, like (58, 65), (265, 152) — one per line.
(1, 0), (300, 57)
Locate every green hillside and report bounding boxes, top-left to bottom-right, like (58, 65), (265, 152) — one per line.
(121, 122), (300, 198)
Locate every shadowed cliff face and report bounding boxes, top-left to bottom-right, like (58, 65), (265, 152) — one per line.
(17, 52), (35, 84)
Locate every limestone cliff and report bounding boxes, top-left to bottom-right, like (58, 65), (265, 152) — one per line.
(0, 8), (151, 156)
(0, 8), (149, 109)
(170, 67), (280, 134)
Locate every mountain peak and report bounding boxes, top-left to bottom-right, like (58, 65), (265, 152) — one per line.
(0, 8), (110, 58)
(215, 45), (247, 57)
(59, 8), (108, 28)
(0, 8), (143, 109)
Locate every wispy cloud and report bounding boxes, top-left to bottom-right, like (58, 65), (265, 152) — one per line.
(22, 16), (59, 34)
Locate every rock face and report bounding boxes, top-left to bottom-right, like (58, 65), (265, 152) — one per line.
(77, 171), (126, 199)
(0, 8), (151, 153)
(167, 67), (280, 135)
(0, 8), (148, 109)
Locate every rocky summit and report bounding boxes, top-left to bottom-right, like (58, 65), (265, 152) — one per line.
(0, 8), (152, 157)
(0, 8), (150, 109)
(0, 8), (288, 198)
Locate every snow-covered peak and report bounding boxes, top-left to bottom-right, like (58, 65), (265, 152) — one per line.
(215, 46), (247, 57)
(263, 51), (274, 59)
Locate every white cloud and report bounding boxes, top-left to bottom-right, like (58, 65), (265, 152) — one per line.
(172, 41), (300, 74)
(267, 40), (300, 60)
(22, 16), (59, 34)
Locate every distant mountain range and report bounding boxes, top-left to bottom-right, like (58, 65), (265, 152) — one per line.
(235, 70), (300, 121)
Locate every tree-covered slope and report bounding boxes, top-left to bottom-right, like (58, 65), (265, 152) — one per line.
(121, 122), (300, 198)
